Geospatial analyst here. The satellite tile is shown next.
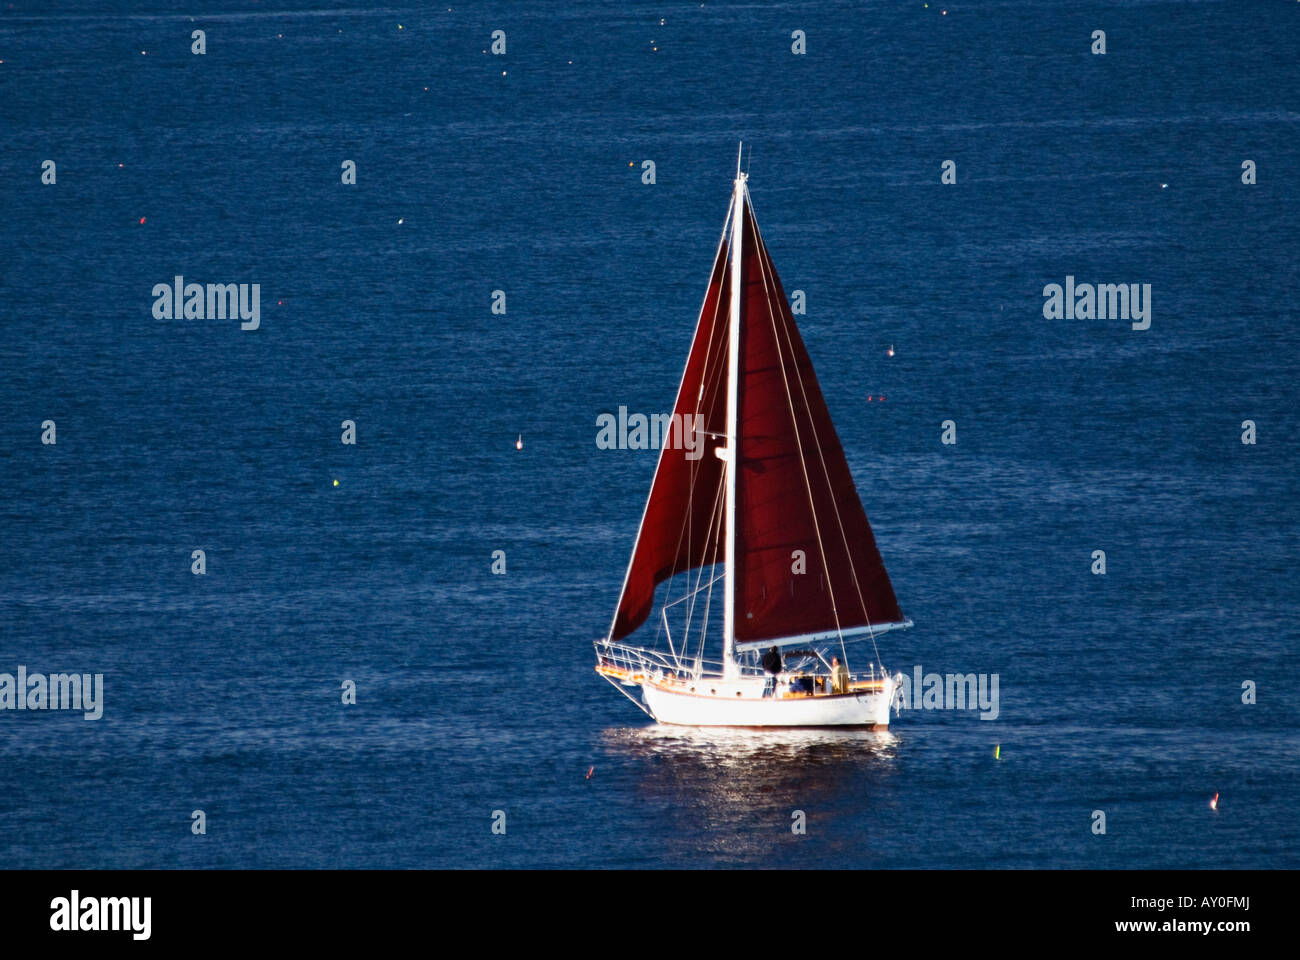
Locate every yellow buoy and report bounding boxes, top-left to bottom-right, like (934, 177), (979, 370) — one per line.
(333, 479), (339, 487)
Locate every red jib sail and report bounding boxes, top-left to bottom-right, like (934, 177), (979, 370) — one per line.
(609, 222), (731, 641)
(732, 196), (903, 646)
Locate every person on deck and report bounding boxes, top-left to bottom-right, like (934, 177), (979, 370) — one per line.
(761, 645), (783, 697)
(831, 656), (850, 695)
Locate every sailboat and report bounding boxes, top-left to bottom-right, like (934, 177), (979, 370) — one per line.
(595, 146), (913, 728)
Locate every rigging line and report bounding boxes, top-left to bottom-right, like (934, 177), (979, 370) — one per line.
(744, 192), (849, 668)
(678, 205), (734, 655)
(681, 451), (725, 668)
(669, 355), (729, 665)
(696, 465), (727, 669)
(762, 245), (883, 671)
(660, 572), (725, 608)
(682, 441), (727, 659)
(667, 218), (733, 633)
(696, 277), (738, 660)
(642, 194), (737, 649)
(680, 237), (734, 652)
(751, 218), (881, 672)
(606, 192), (735, 645)
(750, 210), (884, 671)
(601, 673), (655, 718)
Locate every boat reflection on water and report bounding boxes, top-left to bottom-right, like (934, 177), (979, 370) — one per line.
(599, 725), (902, 866)
(606, 723), (900, 761)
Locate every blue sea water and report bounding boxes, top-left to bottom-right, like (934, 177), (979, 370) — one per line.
(1, 1), (1298, 869)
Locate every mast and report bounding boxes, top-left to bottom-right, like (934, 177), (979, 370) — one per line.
(723, 144), (744, 678)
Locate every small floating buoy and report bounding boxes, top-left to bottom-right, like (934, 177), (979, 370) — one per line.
(887, 344), (894, 357)
(333, 478), (339, 487)
(1161, 183), (1168, 189)
(585, 766), (594, 779)
(397, 218), (404, 224)
(867, 395), (873, 402)
(1210, 792), (1219, 810)
(515, 434), (523, 451)
(994, 744), (1000, 760)
(138, 217), (146, 224)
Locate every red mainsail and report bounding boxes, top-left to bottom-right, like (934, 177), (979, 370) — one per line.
(732, 197), (903, 645)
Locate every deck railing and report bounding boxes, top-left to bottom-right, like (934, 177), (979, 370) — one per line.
(593, 638), (736, 680)
(595, 638), (890, 690)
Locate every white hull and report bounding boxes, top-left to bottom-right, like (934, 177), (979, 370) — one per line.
(640, 675), (897, 728)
